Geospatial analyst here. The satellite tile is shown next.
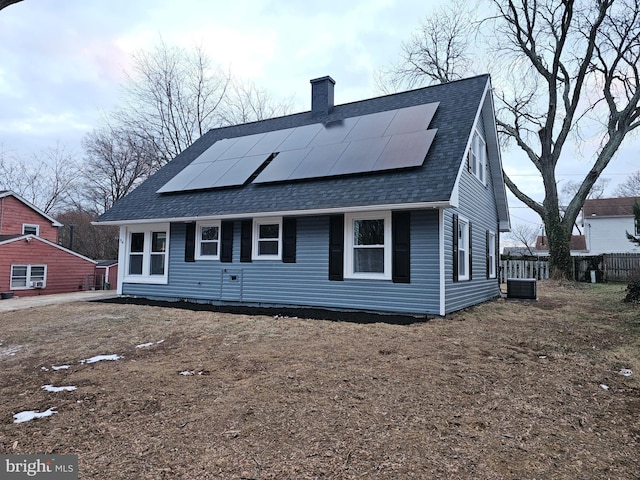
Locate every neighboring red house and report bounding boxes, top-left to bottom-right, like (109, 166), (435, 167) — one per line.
(0, 190), (97, 297)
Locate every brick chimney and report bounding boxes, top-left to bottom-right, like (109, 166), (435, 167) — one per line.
(310, 76), (335, 116)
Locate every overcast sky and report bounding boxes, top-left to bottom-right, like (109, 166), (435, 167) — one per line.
(1, 0), (638, 233)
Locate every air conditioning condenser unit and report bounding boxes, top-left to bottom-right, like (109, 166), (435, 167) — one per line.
(506, 278), (537, 300)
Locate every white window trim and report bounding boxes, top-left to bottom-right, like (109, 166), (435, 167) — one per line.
(344, 211), (392, 280)
(195, 220), (221, 260)
(10, 264), (47, 290)
(22, 224), (40, 236)
(123, 223), (169, 285)
(252, 217), (282, 260)
(488, 230), (497, 279)
(470, 130), (487, 185)
(458, 216), (470, 281)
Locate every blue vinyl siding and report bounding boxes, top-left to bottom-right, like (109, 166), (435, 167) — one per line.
(123, 210), (442, 315)
(445, 123), (501, 313)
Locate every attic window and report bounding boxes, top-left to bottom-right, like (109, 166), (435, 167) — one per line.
(469, 130), (487, 184)
(22, 224), (39, 235)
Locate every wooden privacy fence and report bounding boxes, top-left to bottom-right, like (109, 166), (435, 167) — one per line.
(500, 259), (550, 282)
(573, 253), (640, 282)
(500, 253), (640, 282)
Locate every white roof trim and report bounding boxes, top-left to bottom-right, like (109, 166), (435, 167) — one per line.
(93, 201), (452, 226)
(0, 234), (97, 264)
(0, 191), (63, 227)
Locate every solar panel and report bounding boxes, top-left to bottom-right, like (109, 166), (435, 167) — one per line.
(374, 129), (437, 170)
(384, 103), (438, 136)
(159, 101), (440, 192)
(328, 136), (390, 176)
(288, 143), (349, 180)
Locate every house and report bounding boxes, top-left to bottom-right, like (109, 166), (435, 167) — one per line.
(0, 191), (97, 297)
(96, 75), (510, 316)
(535, 235), (588, 256)
(582, 197), (640, 255)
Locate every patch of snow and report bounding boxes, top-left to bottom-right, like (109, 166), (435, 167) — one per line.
(619, 368), (632, 377)
(13, 408), (57, 424)
(136, 339), (165, 348)
(52, 365), (70, 371)
(179, 371), (194, 376)
(538, 355), (547, 359)
(41, 366), (49, 371)
(600, 384), (610, 391)
(80, 354), (121, 364)
(42, 385), (77, 393)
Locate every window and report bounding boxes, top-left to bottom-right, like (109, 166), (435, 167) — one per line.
(22, 224), (39, 235)
(195, 221), (220, 260)
(345, 211), (392, 280)
(469, 130), (487, 184)
(124, 224), (169, 284)
(11, 264), (47, 289)
(457, 218), (470, 281)
(253, 217), (282, 260)
(488, 231), (496, 279)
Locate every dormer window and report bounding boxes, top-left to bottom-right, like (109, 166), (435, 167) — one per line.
(22, 224), (39, 236)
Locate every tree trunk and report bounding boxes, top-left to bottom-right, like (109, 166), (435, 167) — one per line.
(545, 215), (572, 280)
(540, 164), (573, 279)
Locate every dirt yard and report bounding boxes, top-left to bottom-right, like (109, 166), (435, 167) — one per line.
(0, 281), (638, 479)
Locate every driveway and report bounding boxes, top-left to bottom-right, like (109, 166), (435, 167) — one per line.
(0, 290), (118, 312)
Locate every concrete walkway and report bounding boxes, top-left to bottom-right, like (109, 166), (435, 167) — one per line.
(0, 290), (118, 312)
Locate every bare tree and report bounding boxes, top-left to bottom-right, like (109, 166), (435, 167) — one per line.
(0, 145), (80, 214)
(615, 170), (640, 197)
(561, 178), (610, 203)
(220, 80), (293, 125)
(114, 41), (232, 164)
(507, 223), (539, 255)
(81, 126), (158, 214)
(56, 209), (119, 260)
(0, 0), (22, 11)
(376, 1), (474, 93)
(387, 0), (640, 279)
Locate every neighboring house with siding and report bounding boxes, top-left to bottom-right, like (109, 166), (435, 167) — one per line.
(581, 197), (640, 255)
(96, 75), (510, 316)
(0, 191), (97, 297)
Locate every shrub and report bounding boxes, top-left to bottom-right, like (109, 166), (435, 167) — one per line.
(624, 279), (640, 304)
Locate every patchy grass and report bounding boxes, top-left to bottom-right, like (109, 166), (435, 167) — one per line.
(0, 281), (638, 479)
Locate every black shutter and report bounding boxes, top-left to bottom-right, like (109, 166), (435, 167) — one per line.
(468, 222), (473, 281)
(282, 217), (297, 263)
(392, 211), (411, 283)
(328, 214), (344, 281)
(495, 229), (500, 280)
(185, 223), (196, 263)
(240, 219), (252, 262)
(452, 214), (459, 282)
(220, 221), (234, 263)
(486, 230), (490, 279)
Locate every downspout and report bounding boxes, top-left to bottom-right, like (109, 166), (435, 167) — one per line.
(0, 197), (4, 233)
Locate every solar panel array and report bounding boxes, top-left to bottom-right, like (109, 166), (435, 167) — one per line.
(157, 102), (439, 194)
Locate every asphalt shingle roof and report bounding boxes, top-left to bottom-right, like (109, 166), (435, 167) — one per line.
(97, 75), (490, 223)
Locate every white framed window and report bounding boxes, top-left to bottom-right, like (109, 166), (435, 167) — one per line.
(345, 211), (392, 280)
(11, 264), (47, 289)
(469, 130), (487, 184)
(457, 217), (470, 281)
(253, 217), (282, 260)
(488, 231), (496, 279)
(22, 224), (39, 235)
(123, 224), (169, 284)
(195, 221), (221, 260)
